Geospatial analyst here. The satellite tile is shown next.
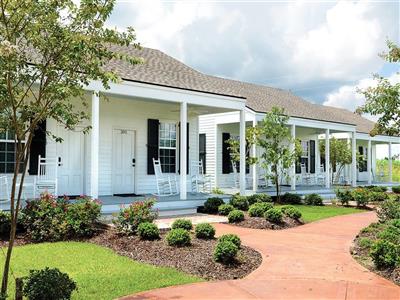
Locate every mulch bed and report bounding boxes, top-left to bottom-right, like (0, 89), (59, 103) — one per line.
(0, 226), (262, 281)
(88, 228), (262, 280)
(229, 213), (303, 230)
(351, 226), (400, 286)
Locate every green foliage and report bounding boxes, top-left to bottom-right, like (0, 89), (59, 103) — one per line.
(248, 202), (273, 217)
(171, 219), (193, 231)
(247, 193), (272, 205)
(211, 188), (225, 195)
(229, 194), (249, 211)
(23, 267), (77, 300)
(358, 237), (373, 250)
(166, 229), (191, 247)
(137, 222), (160, 240)
(214, 240), (238, 264)
(365, 186), (388, 192)
(204, 197), (224, 214)
(21, 194), (101, 242)
(264, 208), (283, 223)
(319, 138), (352, 184)
(0, 211), (11, 235)
(218, 234), (241, 248)
(113, 199), (157, 235)
(392, 186), (400, 194)
(377, 225), (400, 244)
(227, 210), (245, 223)
(280, 206), (302, 220)
(335, 189), (353, 206)
(351, 188), (370, 207)
(304, 193), (324, 206)
(369, 191), (389, 202)
(195, 223), (215, 239)
(357, 41), (400, 136)
(280, 193), (302, 204)
(389, 219), (400, 228)
(370, 240), (400, 269)
(377, 199), (400, 222)
(218, 204), (235, 216)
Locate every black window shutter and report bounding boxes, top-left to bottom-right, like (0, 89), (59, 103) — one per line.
(178, 122), (189, 174)
(199, 134), (206, 174)
(310, 140), (316, 174)
(245, 142), (250, 174)
(222, 133), (231, 174)
(147, 119), (159, 175)
(295, 159), (301, 174)
(29, 120), (46, 175)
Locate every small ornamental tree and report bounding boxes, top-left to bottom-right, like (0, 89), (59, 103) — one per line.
(0, 0), (142, 296)
(319, 137), (352, 184)
(357, 41), (400, 136)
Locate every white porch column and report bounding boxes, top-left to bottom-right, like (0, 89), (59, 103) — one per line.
(290, 124), (296, 191)
(239, 109), (246, 195)
(180, 101), (188, 200)
(90, 91), (100, 199)
(325, 129), (330, 188)
(367, 139), (372, 184)
(352, 131), (357, 187)
(389, 142), (393, 183)
(251, 117), (257, 192)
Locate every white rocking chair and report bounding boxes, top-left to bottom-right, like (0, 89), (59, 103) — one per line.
(35, 155), (58, 197)
(231, 161), (252, 189)
(316, 165), (325, 186)
(191, 160), (212, 193)
(300, 163), (311, 185)
(153, 158), (179, 196)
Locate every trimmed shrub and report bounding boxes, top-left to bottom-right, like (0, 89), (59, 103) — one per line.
(264, 208), (283, 223)
(335, 189), (353, 206)
(247, 193), (272, 205)
(370, 240), (400, 269)
(137, 222), (160, 240)
(229, 194), (249, 211)
(304, 193), (324, 206)
(281, 206), (302, 220)
(23, 267), (77, 300)
(377, 225), (400, 244)
(166, 228), (191, 247)
(219, 234), (241, 248)
(22, 194), (101, 242)
(365, 185), (388, 193)
(227, 210), (245, 223)
(358, 237), (373, 250)
(377, 199), (400, 222)
(0, 211), (11, 235)
(218, 204), (235, 216)
(369, 191), (389, 202)
(351, 188), (370, 207)
(248, 202), (273, 217)
(195, 223), (215, 239)
(389, 219), (400, 229)
(214, 240), (238, 264)
(392, 186), (400, 194)
(204, 197), (225, 214)
(113, 199), (157, 235)
(280, 193), (302, 204)
(171, 219), (193, 231)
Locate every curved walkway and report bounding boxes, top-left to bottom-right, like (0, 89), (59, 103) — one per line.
(122, 212), (400, 299)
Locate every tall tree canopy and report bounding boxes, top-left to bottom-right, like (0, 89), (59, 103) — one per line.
(0, 0), (141, 296)
(357, 41), (400, 136)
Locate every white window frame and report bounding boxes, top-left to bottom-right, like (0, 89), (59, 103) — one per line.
(0, 129), (26, 174)
(159, 122), (177, 174)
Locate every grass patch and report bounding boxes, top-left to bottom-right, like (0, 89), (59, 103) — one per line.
(277, 205), (366, 223)
(0, 241), (202, 299)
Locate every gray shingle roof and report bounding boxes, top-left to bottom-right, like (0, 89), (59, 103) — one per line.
(106, 45), (375, 134)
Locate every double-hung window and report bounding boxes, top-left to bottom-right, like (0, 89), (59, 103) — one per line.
(0, 130), (24, 173)
(159, 123), (177, 173)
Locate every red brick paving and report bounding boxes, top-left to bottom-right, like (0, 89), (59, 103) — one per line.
(120, 212), (400, 300)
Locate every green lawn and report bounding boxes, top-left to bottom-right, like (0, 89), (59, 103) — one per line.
(278, 205), (367, 223)
(0, 242), (202, 300)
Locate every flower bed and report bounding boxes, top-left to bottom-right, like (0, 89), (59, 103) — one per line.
(230, 212), (303, 230)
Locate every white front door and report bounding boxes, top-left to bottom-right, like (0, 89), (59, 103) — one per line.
(112, 129), (135, 194)
(57, 126), (85, 196)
